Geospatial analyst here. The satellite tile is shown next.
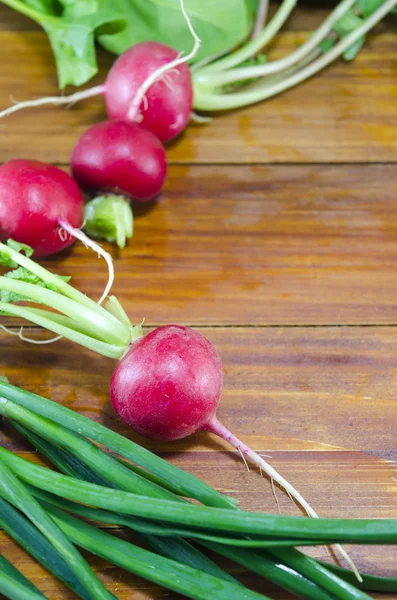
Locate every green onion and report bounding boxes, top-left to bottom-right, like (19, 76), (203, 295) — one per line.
(0, 552), (46, 598)
(4, 400), (180, 502)
(0, 380), (236, 509)
(0, 569), (47, 600)
(0, 498), (96, 600)
(0, 460), (114, 600)
(201, 544), (339, 600)
(43, 502), (273, 600)
(2, 444), (397, 544)
(27, 482), (326, 549)
(316, 561), (397, 593)
(269, 548), (372, 600)
(13, 423), (240, 586)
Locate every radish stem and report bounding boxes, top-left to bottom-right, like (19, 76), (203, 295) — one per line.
(195, 0), (356, 88)
(197, 0), (297, 75)
(251, 0), (270, 40)
(194, 0), (397, 110)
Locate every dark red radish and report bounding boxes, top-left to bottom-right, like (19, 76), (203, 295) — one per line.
(0, 160), (84, 257)
(104, 42), (193, 142)
(71, 120), (167, 202)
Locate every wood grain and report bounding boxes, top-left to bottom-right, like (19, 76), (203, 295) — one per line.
(0, 3), (397, 599)
(0, 31), (395, 164)
(1, 325), (397, 597)
(2, 164), (397, 327)
(2, 326), (397, 458)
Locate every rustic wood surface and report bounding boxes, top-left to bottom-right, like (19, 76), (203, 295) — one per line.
(0, 2), (397, 599)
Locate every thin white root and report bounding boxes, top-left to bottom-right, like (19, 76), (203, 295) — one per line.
(190, 111), (212, 124)
(127, 0), (201, 121)
(251, 0), (270, 39)
(238, 446), (250, 472)
(0, 85), (104, 119)
(0, 324), (62, 345)
(58, 220), (114, 306)
(204, 418), (362, 582)
(270, 477), (281, 513)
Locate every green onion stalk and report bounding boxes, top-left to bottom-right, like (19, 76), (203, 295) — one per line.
(1, 384), (396, 599)
(8, 422), (344, 600)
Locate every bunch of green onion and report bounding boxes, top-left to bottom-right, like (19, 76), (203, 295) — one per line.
(0, 379), (396, 600)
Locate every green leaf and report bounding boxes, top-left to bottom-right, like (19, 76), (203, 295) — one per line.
(333, 9), (364, 37)
(1, 0), (126, 88)
(342, 36), (365, 60)
(1, 268), (71, 303)
(0, 240), (34, 268)
(358, 0), (384, 18)
(42, 9), (127, 88)
(24, 0), (60, 13)
(7, 240), (34, 258)
(97, 0), (254, 63)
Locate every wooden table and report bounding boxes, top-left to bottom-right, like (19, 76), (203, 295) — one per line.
(0, 3), (396, 599)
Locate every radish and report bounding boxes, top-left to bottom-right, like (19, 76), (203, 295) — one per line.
(0, 242), (357, 576)
(0, 0), (199, 143)
(71, 120), (167, 202)
(0, 160), (84, 257)
(104, 42), (193, 142)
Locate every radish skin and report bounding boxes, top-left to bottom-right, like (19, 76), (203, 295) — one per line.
(0, 160), (83, 257)
(71, 121), (167, 202)
(110, 324), (360, 580)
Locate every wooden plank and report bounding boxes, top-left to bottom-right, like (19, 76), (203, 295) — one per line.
(1, 321), (397, 597)
(0, 451), (396, 600)
(2, 325), (397, 457)
(2, 164), (397, 326)
(0, 31), (395, 164)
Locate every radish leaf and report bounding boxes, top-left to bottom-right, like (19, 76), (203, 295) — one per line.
(97, 0), (254, 62)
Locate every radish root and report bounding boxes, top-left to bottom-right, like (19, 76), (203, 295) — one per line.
(127, 0), (201, 122)
(58, 219), (114, 306)
(0, 85), (104, 119)
(0, 324), (62, 344)
(204, 417), (362, 581)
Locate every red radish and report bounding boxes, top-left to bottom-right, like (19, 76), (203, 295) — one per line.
(71, 120), (167, 202)
(111, 325), (222, 441)
(104, 42), (193, 142)
(110, 325), (317, 518)
(0, 2), (199, 142)
(0, 160), (84, 256)
(0, 251), (357, 577)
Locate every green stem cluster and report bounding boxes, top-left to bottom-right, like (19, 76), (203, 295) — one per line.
(0, 381), (396, 600)
(192, 0), (397, 111)
(0, 240), (141, 358)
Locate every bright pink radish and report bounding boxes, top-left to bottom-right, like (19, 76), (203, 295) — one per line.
(0, 160), (84, 256)
(105, 42), (193, 142)
(110, 324), (318, 519)
(71, 120), (167, 202)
